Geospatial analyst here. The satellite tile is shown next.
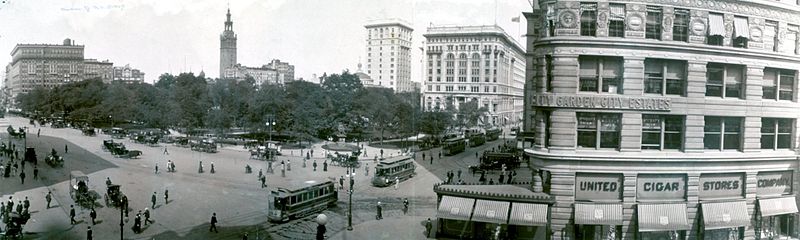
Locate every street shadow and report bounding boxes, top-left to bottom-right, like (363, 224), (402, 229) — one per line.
(148, 222), (272, 240)
(0, 134), (119, 194)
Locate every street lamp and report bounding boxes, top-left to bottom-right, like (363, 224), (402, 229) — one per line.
(119, 205), (124, 240)
(265, 116), (276, 161)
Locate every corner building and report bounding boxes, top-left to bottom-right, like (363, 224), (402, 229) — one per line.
(523, 0), (800, 239)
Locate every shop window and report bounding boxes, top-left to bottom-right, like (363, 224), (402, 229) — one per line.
(640, 231), (685, 240)
(580, 3), (597, 37)
(577, 113), (621, 149)
(762, 68), (795, 101)
(608, 4), (625, 37)
(579, 56), (622, 93)
(704, 116), (742, 151)
(673, 9), (690, 42)
(641, 115), (684, 150)
(759, 215), (795, 240)
(644, 59), (686, 95)
(703, 227), (744, 240)
(706, 63), (744, 98)
(576, 225), (621, 240)
(645, 6), (662, 40)
(761, 118), (793, 150)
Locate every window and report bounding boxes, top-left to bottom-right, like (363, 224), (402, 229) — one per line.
(446, 69), (454, 75)
(604, 4), (626, 37)
(579, 56), (622, 93)
(642, 115), (684, 150)
(436, 77), (441, 82)
(577, 113), (621, 149)
(445, 86), (453, 92)
(427, 85), (432, 91)
(644, 59), (685, 95)
(763, 68), (795, 101)
(646, 6), (662, 40)
(707, 13), (725, 46)
(436, 85), (440, 91)
(673, 9), (690, 42)
(484, 86), (489, 92)
(493, 86), (496, 92)
(580, 3), (597, 36)
(704, 117), (742, 150)
(458, 86), (466, 91)
(732, 16), (749, 48)
(764, 21), (779, 52)
(761, 118), (793, 150)
(545, 55), (554, 92)
(471, 77), (479, 82)
(706, 63), (743, 98)
(446, 77), (453, 82)
(546, 3), (556, 36)
(471, 86), (479, 92)
(782, 24), (799, 54)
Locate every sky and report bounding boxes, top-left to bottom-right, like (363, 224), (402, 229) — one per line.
(0, 0), (532, 84)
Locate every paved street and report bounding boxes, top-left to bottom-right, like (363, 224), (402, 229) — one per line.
(0, 116), (524, 239)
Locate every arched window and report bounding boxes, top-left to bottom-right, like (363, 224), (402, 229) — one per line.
(446, 53), (455, 59)
(459, 53), (467, 59)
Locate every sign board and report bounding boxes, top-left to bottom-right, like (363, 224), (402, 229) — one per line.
(531, 94), (671, 111)
(757, 170), (793, 196)
(637, 174), (687, 200)
(699, 173), (745, 199)
(576, 173), (623, 201)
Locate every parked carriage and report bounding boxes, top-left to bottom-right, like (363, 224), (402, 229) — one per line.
(102, 140), (141, 158)
(371, 155), (416, 187)
(110, 127), (127, 139)
(173, 137), (190, 147)
(475, 152), (521, 170)
(268, 180), (338, 222)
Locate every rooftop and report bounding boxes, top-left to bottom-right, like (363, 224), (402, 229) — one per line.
(424, 25), (524, 53)
(365, 18), (414, 30)
(434, 182), (552, 203)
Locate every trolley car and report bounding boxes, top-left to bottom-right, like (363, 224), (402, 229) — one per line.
(442, 137), (466, 156)
(371, 155), (416, 187)
(485, 128), (502, 141)
(268, 180), (337, 222)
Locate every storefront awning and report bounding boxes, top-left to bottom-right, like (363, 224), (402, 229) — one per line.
(708, 13), (725, 37)
(701, 201), (750, 230)
(509, 202), (549, 226)
(637, 203), (690, 232)
(575, 203), (623, 225)
(437, 196), (475, 221)
(472, 200), (510, 224)
(759, 196), (799, 217)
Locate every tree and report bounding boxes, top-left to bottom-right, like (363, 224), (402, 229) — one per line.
(321, 71), (363, 136)
(455, 100), (488, 130)
(418, 111), (451, 137)
(173, 73), (209, 131)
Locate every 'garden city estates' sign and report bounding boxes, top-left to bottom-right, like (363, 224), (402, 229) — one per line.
(531, 94), (671, 111)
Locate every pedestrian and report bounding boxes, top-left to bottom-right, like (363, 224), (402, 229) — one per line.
(339, 176), (344, 190)
(23, 196), (29, 211)
(394, 176), (400, 190)
(312, 160), (317, 171)
(90, 207), (97, 225)
(134, 212), (141, 233)
(323, 161), (328, 172)
(210, 162), (215, 174)
(7, 197), (13, 213)
(287, 159), (291, 171)
(280, 163), (285, 177)
(37, 129), (40, 137)
(376, 202), (383, 220)
(430, 155), (433, 165)
(243, 233), (249, 240)
(123, 195), (129, 217)
(403, 198), (409, 214)
(70, 205), (77, 224)
(33, 166), (38, 180)
(144, 208), (151, 224)
(87, 226), (93, 240)
(19, 170), (25, 184)
(210, 212), (218, 233)
(489, 178), (495, 185)
(151, 192), (157, 208)
(475, 152), (478, 158)
(65, 144), (68, 154)
(15, 201), (22, 214)
(261, 175), (266, 188)
(457, 169), (462, 180)
(438, 152), (441, 159)
(164, 189), (169, 204)
(365, 163), (369, 176)
(380, 149), (384, 157)
(164, 147), (169, 155)
(258, 169), (263, 179)
(499, 173), (505, 184)
(422, 152), (426, 161)
(155, 164), (159, 174)
(425, 218), (433, 237)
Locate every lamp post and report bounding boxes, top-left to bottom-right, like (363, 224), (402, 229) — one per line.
(347, 165), (354, 231)
(265, 116), (276, 161)
(119, 205), (124, 240)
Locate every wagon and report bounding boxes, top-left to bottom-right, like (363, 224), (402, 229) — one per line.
(70, 171), (97, 208)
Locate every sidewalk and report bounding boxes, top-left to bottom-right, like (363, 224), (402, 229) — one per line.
(329, 216), (432, 240)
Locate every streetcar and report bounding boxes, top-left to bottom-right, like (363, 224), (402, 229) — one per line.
(485, 128), (502, 141)
(442, 137), (466, 156)
(268, 180), (337, 222)
(371, 155), (416, 187)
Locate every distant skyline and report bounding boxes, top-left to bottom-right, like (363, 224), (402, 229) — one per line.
(0, 0), (531, 83)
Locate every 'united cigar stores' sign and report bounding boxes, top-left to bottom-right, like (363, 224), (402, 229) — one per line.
(637, 174), (687, 200)
(531, 94), (671, 111)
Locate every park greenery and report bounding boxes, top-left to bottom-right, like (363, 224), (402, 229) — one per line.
(15, 71), (487, 143)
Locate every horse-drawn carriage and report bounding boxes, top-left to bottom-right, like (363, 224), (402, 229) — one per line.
(190, 139), (217, 153)
(104, 184), (126, 208)
(45, 148), (63, 167)
(102, 140), (142, 158)
(6, 126), (25, 138)
(249, 142), (281, 161)
(70, 171), (97, 208)
(1, 212), (30, 239)
(327, 151), (361, 168)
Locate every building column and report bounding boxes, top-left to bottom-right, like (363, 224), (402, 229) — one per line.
(549, 169), (576, 240)
(745, 171), (758, 240)
(684, 60), (708, 153)
(622, 172), (637, 239)
(622, 57), (645, 95)
(687, 173), (700, 240)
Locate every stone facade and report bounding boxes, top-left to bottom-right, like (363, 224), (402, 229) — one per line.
(220, 8), (237, 79)
(364, 19), (414, 92)
(524, 0), (800, 239)
(6, 38), (86, 101)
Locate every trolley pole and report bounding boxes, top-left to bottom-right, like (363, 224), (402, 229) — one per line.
(119, 205), (124, 240)
(347, 165), (354, 231)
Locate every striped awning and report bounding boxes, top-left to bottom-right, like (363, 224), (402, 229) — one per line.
(509, 202), (549, 226)
(609, 4), (625, 21)
(437, 196), (475, 221)
(472, 200), (510, 224)
(734, 17), (750, 39)
(637, 203), (690, 232)
(708, 13), (725, 37)
(701, 201), (750, 230)
(759, 197), (799, 217)
(575, 203), (624, 225)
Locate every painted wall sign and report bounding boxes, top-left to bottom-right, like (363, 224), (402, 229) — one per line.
(530, 94), (671, 111)
(699, 173), (745, 199)
(576, 173), (623, 201)
(637, 174), (687, 200)
(757, 171), (793, 196)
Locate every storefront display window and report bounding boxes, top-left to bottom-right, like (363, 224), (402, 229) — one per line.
(640, 231), (684, 240)
(577, 225), (621, 240)
(703, 227), (743, 240)
(758, 215), (795, 239)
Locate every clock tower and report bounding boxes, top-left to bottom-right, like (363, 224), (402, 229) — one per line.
(219, 8), (237, 79)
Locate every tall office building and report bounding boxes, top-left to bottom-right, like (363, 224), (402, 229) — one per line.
(519, 0), (800, 239)
(6, 38), (86, 101)
(364, 19), (414, 92)
(220, 8), (238, 79)
(83, 59), (113, 83)
(422, 25), (525, 127)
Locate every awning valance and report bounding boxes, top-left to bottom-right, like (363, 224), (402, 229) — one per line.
(708, 13), (725, 37)
(437, 196), (475, 221)
(609, 4), (625, 21)
(701, 201), (750, 230)
(575, 203), (624, 225)
(759, 197), (799, 217)
(734, 17), (750, 39)
(472, 200), (510, 224)
(637, 203), (690, 232)
(509, 202), (549, 226)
